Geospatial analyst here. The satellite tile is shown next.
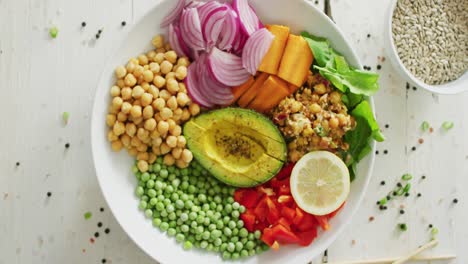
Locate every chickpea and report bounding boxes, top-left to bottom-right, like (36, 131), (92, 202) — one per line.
(112, 97), (123, 109)
(149, 62), (160, 74)
(113, 121), (125, 136)
(167, 96), (178, 110)
(173, 108), (183, 117)
(165, 72), (176, 81)
(148, 85), (160, 98)
(129, 58), (139, 65)
(181, 149), (193, 163)
(125, 123), (137, 137)
(189, 103), (200, 116)
(337, 114), (348, 126)
(290, 101), (302, 113)
(147, 50), (156, 61)
(121, 87), (132, 100)
(181, 108), (191, 121)
(148, 153), (157, 164)
(117, 112), (127, 122)
(176, 159), (189, 169)
(319, 138), (330, 148)
(314, 83), (327, 95)
(108, 105), (119, 114)
(177, 136), (186, 148)
(110, 86), (121, 97)
(131, 136), (141, 147)
(141, 82), (150, 91)
(330, 91), (341, 104)
(128, 105), (142, 118)
(106, 114), (117, 127)
(128, 148), (138, 157)
(144, 118), (157, 131)
(152, 98), (166, 111)
(177, 57), (190, 67)
(166, 79), (179, 94)
(152, 136), (163, 147)
(172, 65), (179, 73)
(154, 53), (165, 64)
(167, 119), (176, 130)
(150, 129), (160, 139)
(126, 61), (136, 73)
(171, 148), (183, 159)
(121, 102), (132, 114)
(137, 152), (149, 161)
(309, 103), (322, 114)
(133, 116), (143, 125)
(157, 121), (169, 135)
(160, 108), (173, 120)
(137, 160), (149, 172)
(115, 66), (127, 79)
(131, 86), (143, 99)
(329, 117), (339, 129)
(138, 54), (149, 66)
(140, 93), (153, 107)
(170, 125), (182, 136)
(121, 134), (131, 147)
(124, 74), (137, 87)
(159, 90), (171, 101)
(160, 60), (173, 75)
(137, 144), (148, 152)
(164, 51), (178, 64)
(166, 135), (178, 148)
(153, 75), (166, 88)
(321, 120), (329, 131)
(151, 35), (164, 49)
(116, 79), (125, 89)
(137, 127), (149, 139)
(143, 70), (154, 83)
(154, 113), (162, 122)
(178, 82), (187, 93)
(142, 105), (154, 119)
(133, 65), (144, 78)
(175, 66), (187, 80)
(107, 131), (118, 141)
(152, 146), (161, 155)
(111, 140), (124, 151)
(160, 143), (171, 155)
(163, 154), (176, 166)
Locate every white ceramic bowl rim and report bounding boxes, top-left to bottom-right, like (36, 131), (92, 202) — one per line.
(385, 0), (468, 94)
(91, 0), (376, 263)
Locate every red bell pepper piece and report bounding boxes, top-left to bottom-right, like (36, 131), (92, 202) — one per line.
(276, 163), (295, 180)
(297, 228), (318, 246)
(265, 197), (280, 224)
(241, 189), (262, 208)
(314, 215), (330, 230)
(253, 197), (268, 222)
(277, 217), (292, 231)
(278, 185), (291, 195)
(270, 224), (300, 244)
(293, 207), (305, 225)
(240, 212), (256, 232)
(296, 213), (317, 232)
(261, 227), (275, 246)
(281, 206), (296, 222)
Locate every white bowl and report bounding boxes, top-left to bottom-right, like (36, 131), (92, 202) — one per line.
(91, 0), (376, 263)
(384, 0), (468, 94)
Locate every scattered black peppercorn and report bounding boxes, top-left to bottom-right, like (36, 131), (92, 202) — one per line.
(417, 193), (422, 197)
(380, 181), (386, 186)
(98, 29), (102, 34)
(47, 192), (52, 197)
(453, 198), (458, 204)
(377, 65), (382, 70)
(15, 162), (20, 166)
(65, 143), (70, 149)
(314, 0), (318, 4)
(94, 232), (99, 238)
(397, 182), (402, 187)
(102, 258), (107, 263)
(81, 22), (86, 27)
(379, 205), (384, 210)
(387, 195), (391, 200)
(376, 201), (380, 205)
(383, 150), (388, 154)
(413, 86), (417, 91)
(104, 228), (110, 234)
(411, 146), (416, 151)
(375, 150), (379, 155)
(429, 224), (433, 228)
(406, 83), (410, 90)
(96, 34), (100, 39)
(400, 209), (405, 214)
(100, 207), (104, 212)
(121, 21), (127, 26)
(367, 34), (371, 38)
(385, 124), (389, 128)
(367, 66), (372, 70)
(422, 175), (426, 180)
(97, 222), (102, 228)
(393, 191), (397, 196)
(383, 206), (388, 210)
(405, 193), (410, 197)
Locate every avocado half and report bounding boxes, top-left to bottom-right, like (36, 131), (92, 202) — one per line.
(183, 108), (287, 188)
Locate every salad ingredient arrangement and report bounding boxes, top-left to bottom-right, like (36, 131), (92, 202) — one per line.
(104, 0), (382, 259)
(184, 108), (287, 187)
(105, 36), (200, 171)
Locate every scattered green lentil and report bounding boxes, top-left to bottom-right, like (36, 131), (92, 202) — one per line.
(421, 121), (430, 132)
(84, 212), (92, 220)
(442, 121), (454, 131)
(49, 27), (58, 38)
(62, 112), (70, 124)
(399, 223), (407, 231)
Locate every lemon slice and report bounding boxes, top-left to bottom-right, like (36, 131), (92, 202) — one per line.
(290, 151), (350, 216)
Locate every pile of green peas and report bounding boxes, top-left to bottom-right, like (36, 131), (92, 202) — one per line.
(133, 157), (268, 260)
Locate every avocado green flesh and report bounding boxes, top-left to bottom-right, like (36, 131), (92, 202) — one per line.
(183, 108), (287, 187)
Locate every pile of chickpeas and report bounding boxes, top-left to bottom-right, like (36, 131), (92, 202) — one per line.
(106, 35), (200, 172)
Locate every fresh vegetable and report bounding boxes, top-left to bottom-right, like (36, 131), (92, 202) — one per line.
(242, 28), (275, 75)
(231, 77), (255, 104)
(49, 27), (58, 38)
(133, 158), (267, 260)
(238, 72), (269, 107)
(290, 151), (350, 215)
(421, 121), (430, 132)
(232, 0), (263, 36)
(183, 108), (287, 187)
(235, 164), (344, 249)
(207, 47), (251, 86)
(247, 75), (289, 113)
(258, 25), (290, 75)
(442, 121), (454, 131)
(278, 34), (314, 87)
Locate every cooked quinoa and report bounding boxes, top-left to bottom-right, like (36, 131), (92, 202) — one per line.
(271, 73), (355, 162)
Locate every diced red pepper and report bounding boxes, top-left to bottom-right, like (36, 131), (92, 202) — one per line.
(240, 212), (256, 232)
(241, 189), (262, 208)
(261, 227), (275, 246)
(297, 228), (318, 246)
(314, 215), (330, 230)
(278, 185), (291, 195)
(265, 196), (280, 224)
(271, 241), (280, 250)
(295, 213), (317, 232)
(293, 207), (305, 225)
(234, 189), (245, 203)
(270, 224), (300, 244)
(281, 207), (296, 222)
(277, 217), (292, 231)
(276, 163), (295, 180)
(253, 197), (268, 222)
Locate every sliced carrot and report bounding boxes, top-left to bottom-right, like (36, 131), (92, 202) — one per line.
(237, 73), (269, 108)
(248, 75), (289, 113)
(230, 76), (255, 105)
(278, 34), (314, 87)
(258, 25), (290, 75)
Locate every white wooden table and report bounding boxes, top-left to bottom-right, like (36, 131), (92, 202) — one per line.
(1, 0), (466, 263)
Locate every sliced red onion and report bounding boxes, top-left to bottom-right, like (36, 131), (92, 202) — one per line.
(242, 28), (274, 75)
(217, 9), (239, 51)
(161, 0), (186, 28)
(185, 63), (214, 108)
(185, 0), (204, 8)
(168, 24), (190, 58)
(232, 0), (261, 36)
(180, 8), (205, 51)
(195, 54), (233, 105)
(202, 5), (229, 49)
(198, 1), (223, 24)
(207, 47), (251, 86)
(232, 29), (248, 55)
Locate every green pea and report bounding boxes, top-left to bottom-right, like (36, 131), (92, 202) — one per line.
(167, 228), (176, 236)
(239, 228), (248, 238)
(172, 179), (180, 188)
(197, 194), (207, 203)
(181, 193), (189, 201)
(206, 210), (214, 218)
(146, 179), (155, 189)
(254, 230), (261, 239)
(227, 197), (234, 203)
(132, 165), (139, 174)
(149, 197), (158, 206)
(220, 243), (228, 251)
(224, 204), (233, 214)
(232, 252), (240, 259)
(227, 242), (235, 252)
(195, 234), (202, 241)
(223, 216), (230, 224)
(160, 210), (168, 218)
(171, 193), (179, 201)
(188, 185), (197, 194)
(208, 223), (216, 231)
(196, 215), (204, 224)
(232, 228), (239, 236)
(183, 241), (193, 250)
(141, 172), (150, 182)
(202, 231), (211, 240)
(185, 200), (194, 209)
(224, 227), (232, 237)
(189, 211), (197, 220)
(193, 170), (201, 177)
(239, 205), (246, 213)
(241, 237), (248, 244)
(168, 212), (176, 220)
(152, 218), (162, 227)
(157, 194), (165, 200)
(230, 237), (239, 243)
(240, 249), (248, 257)
(169, 220), (176, 228)
(181, 225), (189, 233)
(160, 169), (168, 178)
(180, 181), (189, 190)
(214, 196), (222, 204)
(180, 213), (188, 222)
(166, 204), (175, 213)
(231, 211), (240, 218)
(210, 230), (222, 239)
(222, 252), (231, 260)
(255, 245), (263, 253)
(153, 164), (161, 172)
(163, 198), (171, 206)
(232, 202), (240, 210)
(141, 195), (149, 202)
(196, 225), (204, 234)
(206, 244), (214, 251)
(175, 233), (185, 243)
(210, 202), (217, 210)
(147, 189), (157, 198)
(214, 212), (222, 220)
(139, 201), (147, 210)
(248, 233), (254, 241)
(200, 241), (208, 249)
(191, 221), (198, 228)
(237, 220), (244, 228)
(216, 221), (224, 229)
(207, 189), (215, 196)
(175, 200), (184, 209)
(136, 186), (144, 197)
(249, 249), (256, 256)
(228, 221), (236, 229)
(192, 206), (201, 213)
(235, 241), (243, 251)
(196, 181), (205, 189)
(203, 217), (210, 226)
(156, 202), (165, 211)
(165, 186), (174, 194)
(246, 241), (255, 250)
(160, 222), (169, 231)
